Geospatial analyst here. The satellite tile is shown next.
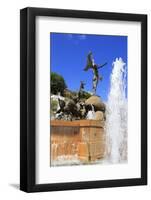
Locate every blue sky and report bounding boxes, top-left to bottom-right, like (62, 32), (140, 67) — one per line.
(50, 33), (127, 101)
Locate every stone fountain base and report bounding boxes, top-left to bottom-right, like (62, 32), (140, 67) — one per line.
(50, 119), (106, 166)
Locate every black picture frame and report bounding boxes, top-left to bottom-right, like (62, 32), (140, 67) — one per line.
(20, 7), (147, 192)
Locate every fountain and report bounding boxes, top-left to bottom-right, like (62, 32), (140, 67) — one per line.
(106, 58), (127, 163)
(50, 53), (127, 166)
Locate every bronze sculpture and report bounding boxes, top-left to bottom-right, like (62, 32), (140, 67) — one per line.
(84, 51), (107, 94)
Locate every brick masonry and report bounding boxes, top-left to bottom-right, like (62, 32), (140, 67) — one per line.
(50, 120), (106, 164)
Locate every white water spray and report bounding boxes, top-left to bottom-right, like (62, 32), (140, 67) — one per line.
(106, 58), (127, 163)
(86, 104), (96, 119)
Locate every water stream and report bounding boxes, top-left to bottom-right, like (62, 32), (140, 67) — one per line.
(106, 58), (127, 163)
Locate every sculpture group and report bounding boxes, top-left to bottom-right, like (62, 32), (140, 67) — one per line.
(52, 51), (107, 120)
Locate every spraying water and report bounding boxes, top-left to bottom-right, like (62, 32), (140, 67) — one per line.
(106, 58), (127, 164)
(86, 104), (96, 119)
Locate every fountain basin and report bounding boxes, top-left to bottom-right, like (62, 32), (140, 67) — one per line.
(50, 120), (106, 165)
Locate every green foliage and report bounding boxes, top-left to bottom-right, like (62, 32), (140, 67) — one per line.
(51, 72), (91, 100)
(51, 99), (58, 112)
(79, 91), (92, 100)
(64, 89), (77, 99)
(51, 72), (67, 95)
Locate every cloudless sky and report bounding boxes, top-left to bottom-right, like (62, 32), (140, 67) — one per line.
(50, 33), (127, 101)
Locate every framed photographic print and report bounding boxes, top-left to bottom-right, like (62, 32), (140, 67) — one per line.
(20, 7), (147, 192)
